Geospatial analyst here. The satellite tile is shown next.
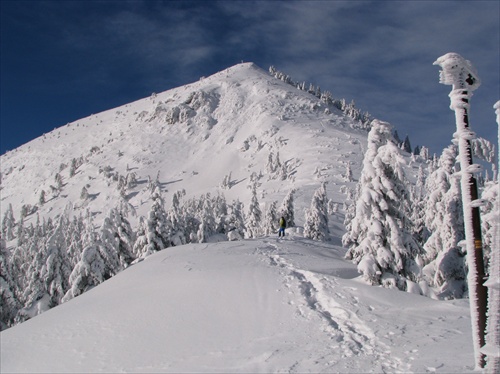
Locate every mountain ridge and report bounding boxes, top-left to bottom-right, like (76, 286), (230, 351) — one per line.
(0, 62), (372, 230)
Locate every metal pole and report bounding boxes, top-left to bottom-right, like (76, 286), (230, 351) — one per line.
(434, 53), (488, 369)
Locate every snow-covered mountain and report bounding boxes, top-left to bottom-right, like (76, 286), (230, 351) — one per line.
(0, 62), (374, 231)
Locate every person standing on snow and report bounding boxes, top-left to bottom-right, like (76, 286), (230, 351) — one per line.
(278, 216), (286, 237)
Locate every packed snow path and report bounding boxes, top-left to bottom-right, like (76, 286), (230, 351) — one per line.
(1, 237), (474, 373)
(258, 238), (407, 372)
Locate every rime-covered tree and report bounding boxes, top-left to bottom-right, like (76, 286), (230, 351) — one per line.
(99, 213), (125, 277)
(344, 162), (353, 182)
(69, 158), (77, 177)
(266, 151), (279, 176)
(63, 213), (105, 303)
(66, 215), (84, 268)
(19, 220), (49, 316)
(226, 199), (245, 241)
(197, 195), (216, 243)
(304, 183), (329, 241)
(126, 172), (137, 189)
(80, 186), (89, 200)
(245, 182), (262, 238)
(134, 187), (171, 257)
(422, 145), (466, 299)
(2, 203), (16, 241)
(410, 165), (430, 248)
(263, 201), (279, 236)
(213, 194), (228, 234)
(40, 216), (72, 307)
(39, 190), (46, 206)
(0, 238), (20, 330)
(343, 120), (422, 291)
(132, 217), (148, 258)
(279, 189), (296, 227)
(108, 208), (135, 268)
(419, 146), (430, 160)
(168, 190), (187, 246)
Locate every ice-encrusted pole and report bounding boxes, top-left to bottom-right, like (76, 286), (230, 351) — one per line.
(433, 53), (488, 369)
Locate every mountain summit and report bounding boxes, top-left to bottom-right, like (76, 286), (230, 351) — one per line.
(1, 62), (369, 229)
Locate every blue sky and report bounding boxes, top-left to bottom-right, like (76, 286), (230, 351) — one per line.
(1, 0), (499, 156)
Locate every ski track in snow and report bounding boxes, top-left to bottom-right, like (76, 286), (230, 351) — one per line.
(258, 237), (409, 373)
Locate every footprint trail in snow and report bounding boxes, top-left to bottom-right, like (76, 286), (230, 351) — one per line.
(260, 238), (409, 373)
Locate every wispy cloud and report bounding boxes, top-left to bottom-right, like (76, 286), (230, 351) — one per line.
(1, 0), (498, 154)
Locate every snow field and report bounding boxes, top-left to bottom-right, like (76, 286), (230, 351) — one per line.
(1, 237), (475, 373)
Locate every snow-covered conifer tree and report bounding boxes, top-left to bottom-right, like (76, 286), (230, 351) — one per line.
(63, 213), (106, 303)
(126, 172), (137, 189)
(39, 190), (46, 206)
(197, 195), (216, 243)
(168, 190), (186, 246)
(245, 182), (262, 238)
(66, 215), (84, 268)
(2, 203), (16, 241)
(99, 213), (125, 277)
(111, 208), (135, 267)
(18, 223), (50, 323)
(54, 173), (63, 190)
(213, 194), (228, 234)
(40, 216), (72, 307)
(0, 238), (20, 330)
(419, 146), (430, 160)
(226, 199), (245, 241)
(80, 186), (89, 201)
(343, 120), (422, 291)
(69, 158), (77, 177)
(304, 183), (329, 241)
(132, 217), (148, 258)
(279, 189), (296, 228)
(344, 162), (353, 182)
(266, 151), (281, 177)
(134, 187), (171, 257)
(422, 145), (466, 299)
(263, 201), (279, 236)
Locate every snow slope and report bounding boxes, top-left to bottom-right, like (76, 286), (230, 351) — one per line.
(1, 236), (475, 373)
(0, 62), (372, 231)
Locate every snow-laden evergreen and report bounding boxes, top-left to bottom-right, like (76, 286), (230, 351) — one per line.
(279, 188), (296, 228)
(303, 182), (329, 241)
(343, 120), (422, 291)
(245, 182), (262, 239)
(422, 145), (466, 299)
(263, 200), (279, 236)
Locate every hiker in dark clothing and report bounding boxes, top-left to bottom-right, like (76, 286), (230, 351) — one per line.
(278, 216), (286, 237)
